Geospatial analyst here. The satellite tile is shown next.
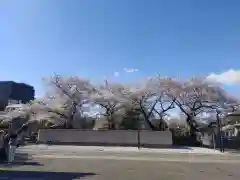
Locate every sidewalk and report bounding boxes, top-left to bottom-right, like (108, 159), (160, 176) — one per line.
(18, 145), (226, 155)
(224, 149), (240, 154)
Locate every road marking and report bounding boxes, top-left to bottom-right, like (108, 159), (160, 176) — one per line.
(32, 154), (240, 163)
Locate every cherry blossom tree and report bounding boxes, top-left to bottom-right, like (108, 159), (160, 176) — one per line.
(0, 100), (47, 146)
(2, 74), (238, 134)
(170, 77), (234, 136)
(147, 76), (176, 129)
(90, 80), (127, 129)
(42, 74), (95, 128)
(120, 84), (156, 129)
(119, 107), (142, 130)
(203, 93), (240, 127)
(121, 76), (176, 130)
(27, 97), (72, 127)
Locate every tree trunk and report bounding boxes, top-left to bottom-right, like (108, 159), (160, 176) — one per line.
(63, 122), (73, 129)
(66, 102), (77, 129)
(186, 115), (198, 137)
(139, 102), (156, 130)
(0, 134), (9, 162)
(142, 115), (155, 130)
(107, 116), (116, 130)
(158, 119), (167, 131)
(141, 111), (156, 130)
(0, 147), (7, 162)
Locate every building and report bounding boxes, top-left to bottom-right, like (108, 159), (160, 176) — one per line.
(221, 124), (240, 137)
(223, 112), (240, 137)
(0, 81), (35, 110)
(199, 114), (240, 149)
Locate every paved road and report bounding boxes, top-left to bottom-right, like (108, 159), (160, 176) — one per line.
(14, 145), (240, 163)
(0, 145), (240, 180)
(1, 157), (240, 180)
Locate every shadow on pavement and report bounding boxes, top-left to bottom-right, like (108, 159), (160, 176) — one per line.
(172, 146), (193, 150)
(0, 153), (43, 167)
(0, 170), (97, 180)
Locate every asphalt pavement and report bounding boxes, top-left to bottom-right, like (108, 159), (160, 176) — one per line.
(0, 145), (240, 180)
(14, 145), (240, 163)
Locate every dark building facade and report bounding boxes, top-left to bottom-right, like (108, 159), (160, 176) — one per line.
(0, 81), (35, 110)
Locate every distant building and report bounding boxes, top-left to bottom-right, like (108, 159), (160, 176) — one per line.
(0, 81), (35, 110)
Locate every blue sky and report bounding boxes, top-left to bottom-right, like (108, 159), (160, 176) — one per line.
(1, 0), (240, 97)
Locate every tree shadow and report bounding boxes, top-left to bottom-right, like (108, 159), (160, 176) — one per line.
(0, 153), (43, 167)
(0, 170), (97, 180)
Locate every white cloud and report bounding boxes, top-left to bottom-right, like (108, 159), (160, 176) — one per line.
(114, 72), (119, 77)
(207, 69), (240, 85)
(124, 68), (139, 73)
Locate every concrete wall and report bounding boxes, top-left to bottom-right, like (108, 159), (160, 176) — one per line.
(37, 129), (172, 148)
(38, 129), (139, 146)
(201, 132), (214, 147)
(139, 131), (172, 147)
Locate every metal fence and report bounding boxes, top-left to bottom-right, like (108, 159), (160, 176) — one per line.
(200, 133), (240, 151)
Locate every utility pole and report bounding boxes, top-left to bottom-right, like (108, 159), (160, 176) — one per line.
(216, 111), (224, 152)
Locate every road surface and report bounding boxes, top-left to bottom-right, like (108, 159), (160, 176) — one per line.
(0, 145), (240, 180)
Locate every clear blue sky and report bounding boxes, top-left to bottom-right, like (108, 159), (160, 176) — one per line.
(1, 0), (240, 97)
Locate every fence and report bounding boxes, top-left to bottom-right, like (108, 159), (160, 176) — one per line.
(172, 135), (201, 146)
(221, 137), (240, 150)
(37, 129), (173, 148)
(199, 132), (240, 150)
